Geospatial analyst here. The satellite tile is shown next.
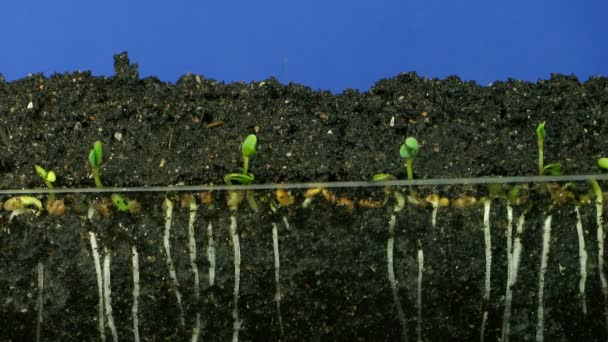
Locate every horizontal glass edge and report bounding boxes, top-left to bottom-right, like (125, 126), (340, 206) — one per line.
(0, 174), (607, 194)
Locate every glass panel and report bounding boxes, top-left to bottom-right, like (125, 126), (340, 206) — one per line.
(1, 179), (607, 340)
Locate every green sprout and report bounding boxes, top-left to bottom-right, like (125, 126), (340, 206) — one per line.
(111, 193), (141, 213)
(590, 180), (603, 204)
(35, 165), (57, 202)
(372, 173), (396, 181)
(371, 137), (421, 205)
(599, 158), (608, 171)
(88, 140), (103, 188)
(224, 134), (256, 185)
(536, 122), (561, 175)
(400, 136), (422, 204)
(400, 137), (419, 180)
(111, 194), (129, 211)
(507, 185), (521, 203)
(224, 134), (258, 211)
(487, 183), (505, 199)
(587, 158), (606, 206)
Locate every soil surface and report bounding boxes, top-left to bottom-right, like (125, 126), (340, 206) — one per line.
(1, 53), (608, 341)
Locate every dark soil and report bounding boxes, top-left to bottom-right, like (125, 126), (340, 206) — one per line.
(1, 52), (608, 341)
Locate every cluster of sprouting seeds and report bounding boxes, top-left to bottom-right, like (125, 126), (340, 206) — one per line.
(2, 123), (608, 218)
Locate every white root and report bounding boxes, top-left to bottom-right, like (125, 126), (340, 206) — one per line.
(103, 249), (118, 342)
(188, 199), (201, 342)
(416, 200), (438, 342)
(132, 246), (141, 342)
(387, 191), (407, 342)
(89, 232), (106, 342)
(272, 222), (284, 335)
(282, 215), (291, 230)
(574, 206), (588, 315)
(536, 215), (552, 342)
(230, 214), (241, 342)
(480, 199), (492, 342)
(163, 198), (185, 328)
(596, 198), (608, 330)
(207, 222), (216, 287)
(501, 206), (526, 342)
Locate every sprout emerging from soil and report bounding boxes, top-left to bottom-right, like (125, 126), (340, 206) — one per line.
(111, 194), (141, 214)
(88, 140), (104, 188)
(35, 165), (56, 202)
(536, 122), (561, 175)
(599, 158), (608, 171)
(589, 179), (608, 328)
(401, 136), (422, 204)
(224, 134), (257, 186)
(224, 134), (258, 211)
(371, 137), (421, 205)
(34, 165), (65, 215)
(371, 173), (396, 181)
(400, 136), (419, 181)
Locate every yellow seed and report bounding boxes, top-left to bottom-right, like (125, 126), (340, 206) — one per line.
(321, 189), (336, 203)
(94, 198), (113, 217)
(46, 199), (66, 216)
(3, 196), (42, 211)
(226, 191), (245, 211)
(453, 195), (477, 209)
(304, 188), (322, 198)
(425, 194), (440, 205)
(200, 192), (213, 206)
(358, 198), (385, 208)
(336, 197), (354, 211)
(128, 200), (142, 214)
(275, 189), (295, 207)
(180, 194), (194, 208)
(453, 198), (465, 209)
(3, 197), (23, 211)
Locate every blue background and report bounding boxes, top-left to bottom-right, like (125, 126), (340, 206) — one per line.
(1, 0), (606, 93)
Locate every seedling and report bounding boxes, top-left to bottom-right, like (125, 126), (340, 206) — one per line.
(536, 122), (561, 175)
(372, 173), (396, 181)
(111, 194), (128, 211)
(35, 165), (57, 202)
(599, 158), (608, 171)
(401, 136), (422, 204)
(224, 134), (256, 186)
(589, 175), (607, 325)
(3, 196), (43, 220)
(372, 137), (420, 181)
(111, 194), (141, 214)
(224, 134), (258, 211)
(486, 183), (525, 206)
(88, 140), (104, 188)
(400, 137), (419, 181)
(507, 185), (527, 205)
(371, 137), (421, 205)
(372, 137), (419, 182)
(34, 165), (66, 215)
(3, 196), (42, 212)
(487, 183), (505, 199)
